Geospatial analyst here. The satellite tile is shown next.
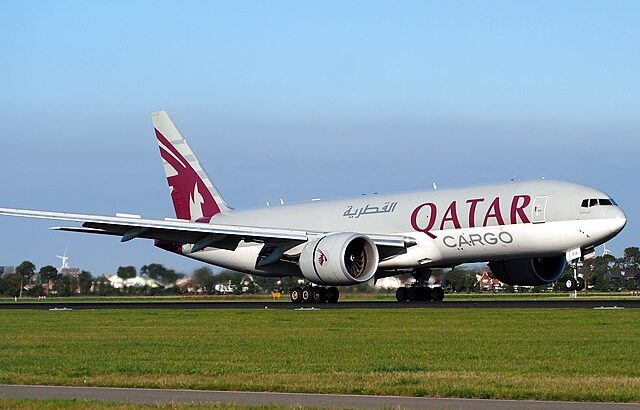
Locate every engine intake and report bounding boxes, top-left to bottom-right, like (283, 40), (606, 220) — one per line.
(488, 256), (566, 286)
(299, 233), (379, 286)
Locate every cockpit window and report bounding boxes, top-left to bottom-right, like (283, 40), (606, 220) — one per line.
(582, 198), (616, 208)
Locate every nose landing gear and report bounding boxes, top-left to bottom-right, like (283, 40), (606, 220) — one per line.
(564, 276), (585, 291)
(564, 260), (585, 293)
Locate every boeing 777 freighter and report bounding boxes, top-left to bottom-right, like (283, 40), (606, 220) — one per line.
(0, 112), (627, 302)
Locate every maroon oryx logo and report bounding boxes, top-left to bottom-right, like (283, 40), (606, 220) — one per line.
(155, 129), (221, 220)
(317, 249), (328, 266)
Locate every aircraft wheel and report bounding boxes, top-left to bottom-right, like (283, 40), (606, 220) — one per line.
(407, 287), (417, 302)
(576, 277), (585, 291)
(301, 287), (313, 303)
(565, 277), (577, 291)
(396, 287), (407, 302)
(290, 287), (303, 303)
(312, 287), (326, 303)
(424, 287), (434, 301)
(432, 287), (445, 302)
(327, 286), (340, 303)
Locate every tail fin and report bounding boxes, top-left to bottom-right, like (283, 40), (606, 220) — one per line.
(152, 111), (230, 221)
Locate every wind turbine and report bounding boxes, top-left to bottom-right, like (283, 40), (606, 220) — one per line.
(56, 245), (70, 273)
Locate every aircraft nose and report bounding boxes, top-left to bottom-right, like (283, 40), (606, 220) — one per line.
(607, 206), (627, 234)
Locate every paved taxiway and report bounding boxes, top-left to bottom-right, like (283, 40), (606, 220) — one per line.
(1, 299), (639, 309)
(1, 385), (638, 409)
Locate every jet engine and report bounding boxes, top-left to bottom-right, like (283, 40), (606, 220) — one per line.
(488, 256), (566, 286)
(299, 233), (379, 286)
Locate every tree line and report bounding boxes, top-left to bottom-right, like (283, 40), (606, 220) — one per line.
(0, 261), (92, 297)
(0, 262), (185, 297)
(444, 247), (640, 293)
(578, 247), (640, 292)
(1, 246), (638, 297)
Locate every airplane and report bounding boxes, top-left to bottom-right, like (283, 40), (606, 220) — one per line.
(0, 111), (627, 303)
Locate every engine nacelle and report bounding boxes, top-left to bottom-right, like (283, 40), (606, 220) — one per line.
(488, 256), (566, 286)
(299, 233), (379, 286)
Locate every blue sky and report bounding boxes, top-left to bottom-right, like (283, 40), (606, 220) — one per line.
(1, 1), (638, 275)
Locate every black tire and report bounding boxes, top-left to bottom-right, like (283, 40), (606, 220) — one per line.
(312, 287), (326, 303)
(576, 277), (585, 291)
(424, 287), (434, 301)
(290, 287), (303, 303)
(415, 287), (423, 301)
(327, 286), (340, 303)
(321, 287), (329, 302)
(396, 287), (407, 302)
(565, 277), (577, 291)
(407, 287), (417, 302)
(432, 287), (445, 302)
(301, 287), (313, 303)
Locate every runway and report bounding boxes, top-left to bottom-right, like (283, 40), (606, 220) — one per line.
(0, 299), (639, 310)
(1, 385), (638, 409)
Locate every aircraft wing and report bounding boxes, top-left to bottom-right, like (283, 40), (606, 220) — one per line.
(0, 207), (413, 251)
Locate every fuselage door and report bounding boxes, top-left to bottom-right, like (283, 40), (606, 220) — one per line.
(531, 196), (549, 224)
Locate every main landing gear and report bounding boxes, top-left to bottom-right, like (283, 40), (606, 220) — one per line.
(290, 286), (339, 303)
(396, 286), (445, 302)
(395, 267), (445, 302)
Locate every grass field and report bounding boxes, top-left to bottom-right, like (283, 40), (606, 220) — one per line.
(0, 399), (302, 410)
(0, 308), (639, 403)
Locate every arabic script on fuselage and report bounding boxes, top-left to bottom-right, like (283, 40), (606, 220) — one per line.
(343, 201), (398, 219)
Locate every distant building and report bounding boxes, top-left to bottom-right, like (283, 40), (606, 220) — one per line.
(375, 276), (403, 289)
(175, 277), (199, 293)
(1, 266), (15, 277)
(214, 281), (235, 294)
(476, 271), (503, 291)
(105, 275), (161, 289)
(60, 268), (81, 278)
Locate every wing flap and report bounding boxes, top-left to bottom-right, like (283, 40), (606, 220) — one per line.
(51, 227), (122, 236)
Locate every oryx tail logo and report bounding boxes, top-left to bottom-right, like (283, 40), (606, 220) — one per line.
(317, 249), (328, 267)
(155, 129), (221, 220)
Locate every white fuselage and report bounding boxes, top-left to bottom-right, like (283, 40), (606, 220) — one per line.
(183, 180), (626, 276)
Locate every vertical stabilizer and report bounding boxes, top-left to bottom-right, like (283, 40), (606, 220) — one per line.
(152, 111), (230, 221)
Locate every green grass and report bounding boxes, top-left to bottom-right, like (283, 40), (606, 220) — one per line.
(0, 308), (639, 402)
(0, 399), (315, 410)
